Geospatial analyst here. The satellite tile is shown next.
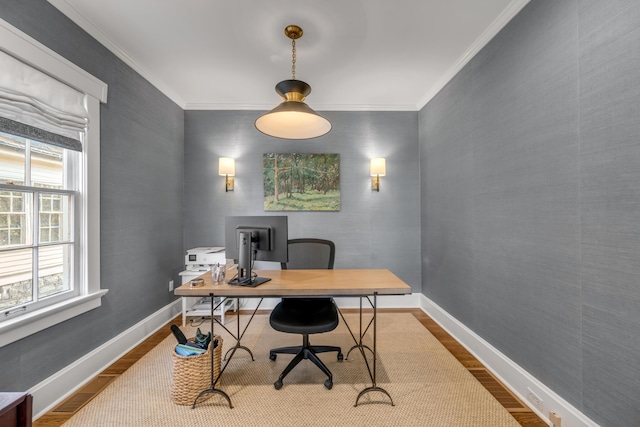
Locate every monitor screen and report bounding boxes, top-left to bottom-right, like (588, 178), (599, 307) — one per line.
(224, 216), (288, 286)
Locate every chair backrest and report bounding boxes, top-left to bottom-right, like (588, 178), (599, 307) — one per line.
(281, 238), (335, 270)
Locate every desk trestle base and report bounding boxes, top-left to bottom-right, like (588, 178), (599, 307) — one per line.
(192, 387), (232, 409)
(355, 386), (395, 407)
(224, 344), (254, 361)
(346, 343), (373, 359)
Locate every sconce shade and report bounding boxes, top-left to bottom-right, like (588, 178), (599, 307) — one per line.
(370, 158), (386, 176)
(219, 157), (235, 176)
(255, 80), (331, 140)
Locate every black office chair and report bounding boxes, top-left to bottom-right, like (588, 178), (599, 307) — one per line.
(269, 238), (343, 390)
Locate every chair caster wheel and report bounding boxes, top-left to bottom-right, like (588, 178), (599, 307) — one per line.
(324, 379), (333, 390)
(269, 353), (277, 361)
(274, 379), (283, 390)
(337, 352), (344, 361)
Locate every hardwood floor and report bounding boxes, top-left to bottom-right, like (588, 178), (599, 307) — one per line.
(34, 309), (546, 426)
(407, 309), (547, 427)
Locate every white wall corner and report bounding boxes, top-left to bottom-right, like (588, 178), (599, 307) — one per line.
(419, 294), (600, 427)
(29, 299), (182, 419)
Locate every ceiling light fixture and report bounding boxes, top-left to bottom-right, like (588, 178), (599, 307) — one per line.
(255, 25), (331, 140)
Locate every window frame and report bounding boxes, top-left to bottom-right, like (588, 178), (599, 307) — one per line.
(0, 18), (108, 348)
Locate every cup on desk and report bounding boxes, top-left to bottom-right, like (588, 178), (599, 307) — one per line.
(213, 264), (225, 284)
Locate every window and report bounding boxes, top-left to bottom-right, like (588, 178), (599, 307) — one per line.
(0, 17), (108, 347)
(0, 133), (77, 314)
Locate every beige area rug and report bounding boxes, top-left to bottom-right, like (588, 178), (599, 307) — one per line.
(62, 313), (519, 427)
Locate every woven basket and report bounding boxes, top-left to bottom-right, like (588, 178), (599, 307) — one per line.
(171, 335), (222, 405)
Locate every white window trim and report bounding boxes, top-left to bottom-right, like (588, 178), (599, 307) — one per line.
(0, 18), (108, 348)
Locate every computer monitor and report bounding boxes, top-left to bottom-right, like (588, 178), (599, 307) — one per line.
(224, 216), (288, 286)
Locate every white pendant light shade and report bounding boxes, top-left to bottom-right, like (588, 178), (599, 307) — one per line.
(255, 105), (331, 139)
(255, 80), (331, 139)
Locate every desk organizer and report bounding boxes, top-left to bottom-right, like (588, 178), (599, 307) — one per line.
(171, 335), (222, 405)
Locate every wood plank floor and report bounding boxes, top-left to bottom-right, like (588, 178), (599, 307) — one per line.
(34, 309), (546, 426)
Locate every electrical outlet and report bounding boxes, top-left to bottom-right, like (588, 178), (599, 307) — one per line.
(527, 387), (543, 413)
(169, 280), (174, 292)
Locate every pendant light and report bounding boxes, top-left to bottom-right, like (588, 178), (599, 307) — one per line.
(255, 25), (331, 140)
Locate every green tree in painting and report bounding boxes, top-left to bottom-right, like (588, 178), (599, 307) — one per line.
(263, 153), (340, 211)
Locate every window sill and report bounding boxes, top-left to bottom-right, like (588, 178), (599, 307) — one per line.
(0, 289), (108, 348)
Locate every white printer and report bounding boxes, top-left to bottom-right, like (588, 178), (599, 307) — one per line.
(185, 246), (226, 266)
(179, 247), (235, 326)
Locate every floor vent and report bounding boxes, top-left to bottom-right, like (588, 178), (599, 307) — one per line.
(52, 375), (116, 414)
(469, 368), (525, 409)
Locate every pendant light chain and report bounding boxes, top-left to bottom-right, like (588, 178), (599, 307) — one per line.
(291, 38), (296, 80)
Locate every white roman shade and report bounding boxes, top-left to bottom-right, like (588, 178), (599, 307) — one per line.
(0, 49), (88, 151)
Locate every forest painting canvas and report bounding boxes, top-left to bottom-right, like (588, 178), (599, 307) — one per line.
(263, 153), (340, 211)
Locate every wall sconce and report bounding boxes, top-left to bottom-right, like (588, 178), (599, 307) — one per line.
(219, 157), (235, 192)
(370, 158), (386, 192)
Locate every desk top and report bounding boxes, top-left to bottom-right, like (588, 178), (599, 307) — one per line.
(174, 269), (412, 298)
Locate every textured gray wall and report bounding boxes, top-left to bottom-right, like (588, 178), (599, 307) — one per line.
(420, 1), (640, 425)
(184, 110), (421, 290)
(579, 1), (640, 424)
(0, 1), (184, 390)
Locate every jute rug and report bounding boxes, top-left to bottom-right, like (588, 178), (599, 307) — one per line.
(62, 313), (519, 426)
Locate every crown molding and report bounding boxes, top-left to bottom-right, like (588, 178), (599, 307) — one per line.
(47, 0), (186, 108)
(184, 102), (418, 112)
(416, 0), (531, 110)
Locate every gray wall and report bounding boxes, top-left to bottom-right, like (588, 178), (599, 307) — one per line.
(184, 110), (421, 290)
(420, 1), (640, 426)
(0, 1), (184, 390)
(5, 1), (637, 425)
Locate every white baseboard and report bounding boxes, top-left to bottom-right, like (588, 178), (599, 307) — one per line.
(29, 299), (182, 419)
(420, 294), (600, 427)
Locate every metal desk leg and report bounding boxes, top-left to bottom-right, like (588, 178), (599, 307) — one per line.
(345, 297), (374, 360)
(192, 292), (232, 409)
(223, 297), (262, 361)
(355, 292), (394, 407)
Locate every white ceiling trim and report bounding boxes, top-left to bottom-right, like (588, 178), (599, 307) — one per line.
(47, 0), (186, 108)
(417, 0), (530, 110)
(184, 102), (419, 112)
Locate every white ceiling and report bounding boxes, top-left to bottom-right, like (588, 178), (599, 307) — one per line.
(48, 0), (529, 111)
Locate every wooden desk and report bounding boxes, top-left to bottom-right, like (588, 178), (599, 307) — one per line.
(175, 269), (411, 298)
(175, 269), (412, 408)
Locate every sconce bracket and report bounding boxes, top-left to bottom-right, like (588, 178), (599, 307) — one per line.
(225, 176), (234, 192)
(371, 176), (380, 192)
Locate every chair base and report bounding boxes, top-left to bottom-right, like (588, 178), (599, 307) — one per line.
(270, 335), (343, 390)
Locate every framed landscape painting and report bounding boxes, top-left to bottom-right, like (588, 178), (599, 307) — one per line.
(263, 153), (340, 211)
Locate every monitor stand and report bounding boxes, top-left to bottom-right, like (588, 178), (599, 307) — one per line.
(228, 277), (271, 287)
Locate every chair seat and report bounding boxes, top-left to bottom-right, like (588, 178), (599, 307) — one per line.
(270, 298), (338, 335)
